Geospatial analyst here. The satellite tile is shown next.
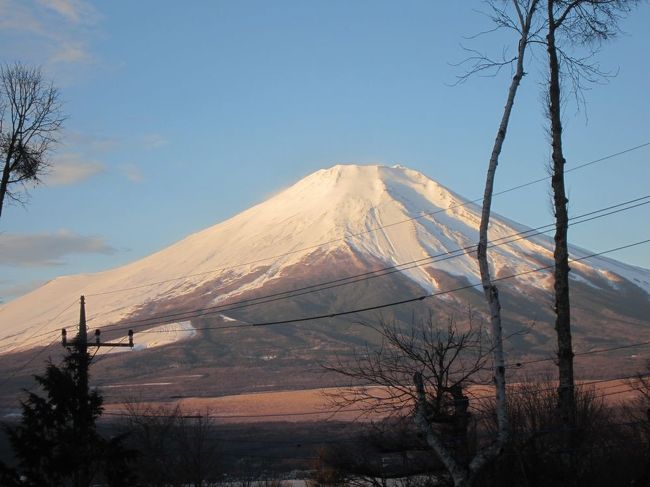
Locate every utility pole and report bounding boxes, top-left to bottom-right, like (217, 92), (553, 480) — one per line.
(60, 295), (134, 487)
(61, 295), (135, 352)
(78, 295), (88, 399)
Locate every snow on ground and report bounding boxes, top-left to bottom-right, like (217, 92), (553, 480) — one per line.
(109, 320), (197, 353)
(132, 320), (196, 351)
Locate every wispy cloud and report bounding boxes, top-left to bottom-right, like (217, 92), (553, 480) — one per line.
(49, 41), (91, 64)
(0, 0), (99, 70)
(65, 131), (118, 153)
(140, 133), (169, 150)
(47, 153), (105, 186)
(121, 163), (143, 183)
(37, 0), (95, 24)
(0, 3), (41, 36)
(0, 229), (116, 267)
(57, 131), (170, 184)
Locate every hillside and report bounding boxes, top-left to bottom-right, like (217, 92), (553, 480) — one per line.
(0, 164), (648, 405)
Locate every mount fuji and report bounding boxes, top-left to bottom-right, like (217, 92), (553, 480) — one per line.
(0, 164), (648, 402)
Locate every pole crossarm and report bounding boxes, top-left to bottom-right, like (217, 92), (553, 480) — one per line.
(61, 296), (135, 349)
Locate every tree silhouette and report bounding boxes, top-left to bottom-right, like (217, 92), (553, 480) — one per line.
(0, 346), (135, 486)
(0, 63), (64, 219)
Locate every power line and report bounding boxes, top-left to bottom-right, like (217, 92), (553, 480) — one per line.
(497, 373), (647, 399)
(20, 274), (636, 404)
(96, 367), (646, 413)
(100, 196), (649, 334)
(0, 336), (62, 390)
(129, 237), (650, 335)
(99, 374), (647, 421)
(0, 299), (77, 355)
(0, 299), (81, 390)
(11, 161), (650, 345)
(86, 141), (650, 298)
(102, 416), (650, 447)
(102, 407), (368, 420)
(507, 340), (650, 368)
(324, 346), (650, 393)
(3, 167), (648, 381)
(0, 306), (130, 388)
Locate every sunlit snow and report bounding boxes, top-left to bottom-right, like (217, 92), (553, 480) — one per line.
(0, 164), (647, 354)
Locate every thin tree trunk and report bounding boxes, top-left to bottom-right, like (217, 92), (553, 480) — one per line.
(411, 3), (538, 485)
(546, 0), (576, 477)
(476, 40), (525, 455)
(477, 0), (538, 465)
(414, 372), (470, 487)
(0, 154), (13, 219)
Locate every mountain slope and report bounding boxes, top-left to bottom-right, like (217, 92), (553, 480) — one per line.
(0, 164), (648, 399)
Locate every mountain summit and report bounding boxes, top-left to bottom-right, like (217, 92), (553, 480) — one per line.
(0, 164), (648, 400)
(0, 164), (489, 350)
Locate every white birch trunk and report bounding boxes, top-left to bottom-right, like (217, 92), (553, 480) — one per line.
(412, 2), (539, 486)
(475, 0), (538, 464)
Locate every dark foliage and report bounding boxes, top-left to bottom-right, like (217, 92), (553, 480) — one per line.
(0, 347), (136, 486)
(476, 378), (650, 487)
(119, 403), (221, 486)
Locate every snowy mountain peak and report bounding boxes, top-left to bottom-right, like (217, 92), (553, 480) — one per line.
(261, 164), (463, 230)
(0, 163), (648, 355)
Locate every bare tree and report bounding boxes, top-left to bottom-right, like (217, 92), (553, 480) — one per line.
(326, 314), (494, 486)
(542, 0), (640, 471)
(0, 63), (64, 219)
(474, 376), (637, 486)
(467, 2), (643, 479)
(471, 0), (541, 474)
(451, 1), (543, 483)
(120, 402), (221, 486)
(326, 5), (544, 485)
(627, 362), (650, 486)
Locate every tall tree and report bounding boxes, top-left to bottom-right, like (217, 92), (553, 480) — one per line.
(450, 1), (542, 482)
(327, 4), (542, 485)
(0, 63), (63, 219)
(543, 0), (640, 470)
(0, 338), (135, 486)
(2, 350), (103, 486)
(473, 0), (540, 469)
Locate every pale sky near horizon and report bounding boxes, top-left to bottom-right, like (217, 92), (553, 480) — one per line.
(0, 0), (648, 302)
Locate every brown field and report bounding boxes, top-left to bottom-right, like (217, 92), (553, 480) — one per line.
(102, 378), (640, 423)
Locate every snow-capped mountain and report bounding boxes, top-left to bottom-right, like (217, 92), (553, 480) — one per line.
(0, 164), (648, 400)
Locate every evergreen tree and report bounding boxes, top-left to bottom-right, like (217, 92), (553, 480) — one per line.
(1, 346), (135, 486)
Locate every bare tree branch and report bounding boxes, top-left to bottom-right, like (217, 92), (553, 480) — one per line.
(325, 313), (497, 486)
(0, 63), (64, 219)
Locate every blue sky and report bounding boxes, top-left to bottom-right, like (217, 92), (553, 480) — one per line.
(0, 0), (648, 301)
